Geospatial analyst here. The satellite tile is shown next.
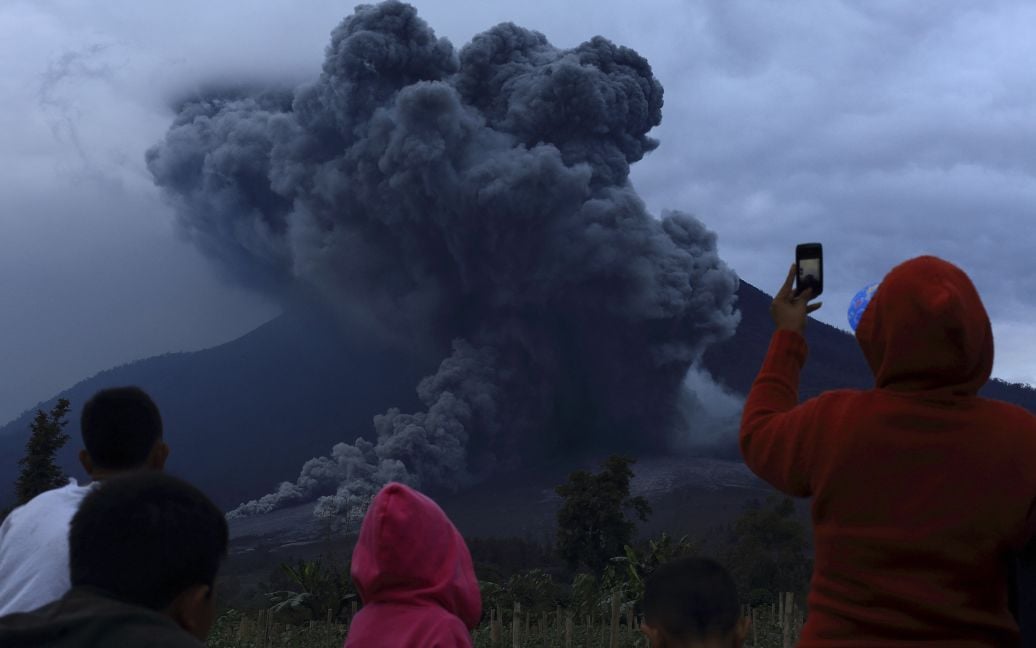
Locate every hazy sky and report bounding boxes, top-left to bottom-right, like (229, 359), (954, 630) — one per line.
(1, 0), (1034, 424)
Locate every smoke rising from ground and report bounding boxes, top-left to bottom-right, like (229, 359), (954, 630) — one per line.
(146, 1), (740, 518)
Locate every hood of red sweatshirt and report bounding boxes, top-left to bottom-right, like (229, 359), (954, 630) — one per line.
(350, 482), (482, 629)
(855, 256), (993, 395)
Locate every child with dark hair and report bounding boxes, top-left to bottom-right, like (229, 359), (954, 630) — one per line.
(78, 385), (165, 473)
(641, 557), (750, 648)
(0, 472), (228, 647)
(0, 386), (170, 615)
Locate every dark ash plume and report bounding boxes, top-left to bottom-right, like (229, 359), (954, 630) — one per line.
(146, 1), (740, 518)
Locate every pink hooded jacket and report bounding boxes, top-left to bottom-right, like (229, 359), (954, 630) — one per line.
(344, 483), (482, 648)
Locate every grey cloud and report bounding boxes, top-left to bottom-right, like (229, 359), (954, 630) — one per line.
(147, 1), (740, 517)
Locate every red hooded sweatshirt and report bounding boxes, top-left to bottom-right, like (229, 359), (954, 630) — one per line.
(345, 482), (482, 648)
(741, 256), (1036, 646)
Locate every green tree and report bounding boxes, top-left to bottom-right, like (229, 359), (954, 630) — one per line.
(604, 532), (700, 605)
(555, 455), (651, 575)
(266, 556), (357, 621)
(722, 495), (812, 603)
(15, 399), (72, 504)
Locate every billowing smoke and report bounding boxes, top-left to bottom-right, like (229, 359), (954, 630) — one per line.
(147, 1), (740, 518)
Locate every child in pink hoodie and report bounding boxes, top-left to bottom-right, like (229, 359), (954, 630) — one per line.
(344, 482), (482, 648)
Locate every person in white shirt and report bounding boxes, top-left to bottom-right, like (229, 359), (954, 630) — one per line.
(0, 386), (169, 616)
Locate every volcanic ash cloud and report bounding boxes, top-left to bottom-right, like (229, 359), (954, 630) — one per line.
(146, 1), (740, 518)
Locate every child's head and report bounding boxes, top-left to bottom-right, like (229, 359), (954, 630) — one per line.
(641, 557), (749, 648)
(69, 472), (228, 641)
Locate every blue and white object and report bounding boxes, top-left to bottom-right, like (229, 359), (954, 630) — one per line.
(848, 283), (879, 331)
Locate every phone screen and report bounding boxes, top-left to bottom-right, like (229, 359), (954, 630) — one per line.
(798, 258), (820, 289)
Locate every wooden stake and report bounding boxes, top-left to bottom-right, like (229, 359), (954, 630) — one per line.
(513, 602), (521, 648)
(609, 590), (620, 648)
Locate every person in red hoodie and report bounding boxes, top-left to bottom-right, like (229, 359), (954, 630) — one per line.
(345, 482), (482, 648)
(740, 255), (1036, 646)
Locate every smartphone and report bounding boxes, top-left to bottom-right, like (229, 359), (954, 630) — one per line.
(795, 243), (823, 297)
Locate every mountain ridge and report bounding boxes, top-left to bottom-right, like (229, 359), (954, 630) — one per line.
(2, 279), (1033, 511)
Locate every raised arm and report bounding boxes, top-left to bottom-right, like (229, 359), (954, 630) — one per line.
(739, 264), (824, 496)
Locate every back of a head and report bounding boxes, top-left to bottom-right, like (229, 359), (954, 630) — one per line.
(853, 255), (993, 394)
(643, 557), (740, 644)
(81, 386), (163, 470)
(69, 472), (228, 610)
(351, 483), (482, 629)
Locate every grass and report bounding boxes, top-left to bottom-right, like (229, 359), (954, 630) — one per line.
(207, 605), (803, 648)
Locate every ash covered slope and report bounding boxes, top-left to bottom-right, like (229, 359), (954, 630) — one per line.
(146, 1), (740, 519)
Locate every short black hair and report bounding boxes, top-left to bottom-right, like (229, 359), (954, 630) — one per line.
(642, 557), (740, 641)
(69, 472), (228, 610)
(80, 386), (163, 470)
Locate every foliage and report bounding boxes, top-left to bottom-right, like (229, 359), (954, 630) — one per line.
(15, 399), (71, 504)
(265, 557), (357, 622)
(569, 572), (608, 621)
(721, 495), (812, 603)
(207, 602), (802, 647)
(468, 536), (558, 583)
(480, 568), (563, 621)
(603, 532), (700, 607)
(555, 456), (651, 575)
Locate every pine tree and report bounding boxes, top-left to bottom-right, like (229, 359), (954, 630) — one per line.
(15, 398), (72, 504)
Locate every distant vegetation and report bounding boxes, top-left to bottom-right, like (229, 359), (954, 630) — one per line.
(211, 456), (813, 647)
(1, 398), (72, 523)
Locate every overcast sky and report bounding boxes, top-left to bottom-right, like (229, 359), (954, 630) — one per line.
(1, 0), (1034, 424)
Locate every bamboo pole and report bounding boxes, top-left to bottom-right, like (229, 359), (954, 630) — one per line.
(609, 590), (620, 648)
(565, 613), (574, 648)
(585, 615), (592, 648)
(782, 593), (795, 648)
(751, 606), (758, 646)
(778, 593), (784, 628)
(513, 602), (521, 648)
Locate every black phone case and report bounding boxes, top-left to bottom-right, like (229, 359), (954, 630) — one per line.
(795, 243), (823, 297)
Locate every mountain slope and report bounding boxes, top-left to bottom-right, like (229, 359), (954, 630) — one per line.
(2, 280), (1033, 512)
(0, 309), (430, 509)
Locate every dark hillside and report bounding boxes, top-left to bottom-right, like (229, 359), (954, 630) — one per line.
(0, 309), (429, 509)
(701, 281), (1036, 407)
(3, 280), (1033, 512)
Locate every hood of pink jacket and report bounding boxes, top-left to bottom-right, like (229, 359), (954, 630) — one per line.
(350, 482), (482, 629)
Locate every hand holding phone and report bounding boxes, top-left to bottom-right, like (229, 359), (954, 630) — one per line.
(795, 243), (823, 298)
(771, 245), (824, 335)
